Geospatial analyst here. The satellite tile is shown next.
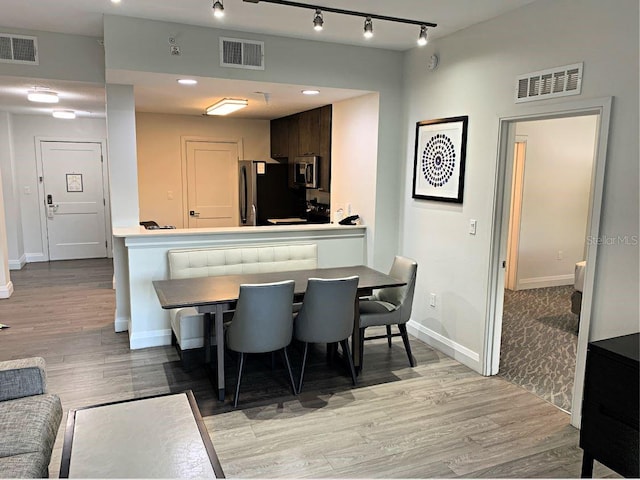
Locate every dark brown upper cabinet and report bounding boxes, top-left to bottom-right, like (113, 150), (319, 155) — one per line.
(270, 104), (332, 191)
(270, 116), (290, 160)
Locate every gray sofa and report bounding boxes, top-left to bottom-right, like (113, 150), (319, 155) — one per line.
(0, 357), (62, 478)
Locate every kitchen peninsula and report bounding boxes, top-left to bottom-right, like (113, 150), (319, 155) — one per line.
(112, 223), (366, 349)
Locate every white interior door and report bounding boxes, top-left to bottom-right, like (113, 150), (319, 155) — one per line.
(186, 141), (239, 228)
(41, 141), (107, 260)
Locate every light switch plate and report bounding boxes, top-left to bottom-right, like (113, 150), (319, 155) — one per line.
(469, 219), (477, 235)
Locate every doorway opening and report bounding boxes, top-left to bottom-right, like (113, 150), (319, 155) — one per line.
(485, 97), (612, 427)
(498, 116), (598, 413)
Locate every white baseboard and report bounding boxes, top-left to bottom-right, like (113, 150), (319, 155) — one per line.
(0, 281), (14, 299)
(25, 253), (47, 263)
(517, 274), (574, 290)
(129, 328), (172, 350)
(407, 320), (481, 373)
(8, 255), (26, 270)
(114, 315), (130, 333)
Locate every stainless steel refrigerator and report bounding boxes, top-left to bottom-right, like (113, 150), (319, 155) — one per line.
(239, 161), (302, 226)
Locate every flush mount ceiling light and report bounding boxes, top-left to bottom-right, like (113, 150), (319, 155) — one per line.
(206, 98), (248, 115)
(363, 17), (373, 39)
(313, 9), (324, 31)
(302, 89), (320, 95)
(242, 0), (436, 46)
(213, 0), (225, 18)
(27, 88), (59, 103)
(52, 110), (76, 119)
(177, 78), (198, 85)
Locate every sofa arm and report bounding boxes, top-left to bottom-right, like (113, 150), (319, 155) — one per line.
(0, 357), (48, 402)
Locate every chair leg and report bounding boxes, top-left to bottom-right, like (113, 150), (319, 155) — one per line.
(359, 327), (366, 372)
(298, 342), (309, 394)
(398, 324), (416, 367)
(282, 347), (297, 396)
(386, 325), (392, 348)
(233, 352), (245, 408)
(340, 339), (357, 386)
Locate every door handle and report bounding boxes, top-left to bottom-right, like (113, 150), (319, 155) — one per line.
(189, 210), (200, 217)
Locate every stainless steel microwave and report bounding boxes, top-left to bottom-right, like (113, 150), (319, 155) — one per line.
(293, 156), (319, 188)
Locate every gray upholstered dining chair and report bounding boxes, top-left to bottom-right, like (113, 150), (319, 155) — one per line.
(294, 276), (359, 393)
(358, 256), (418, 370)
(226, 280), (297, 407)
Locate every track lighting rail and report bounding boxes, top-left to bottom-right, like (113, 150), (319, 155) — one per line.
(243, 0), (437, 28)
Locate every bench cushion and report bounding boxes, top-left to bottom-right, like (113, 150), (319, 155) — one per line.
(168, 244), (317, 351)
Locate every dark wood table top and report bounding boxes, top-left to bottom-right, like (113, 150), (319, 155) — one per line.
(153, 265), (403, 309)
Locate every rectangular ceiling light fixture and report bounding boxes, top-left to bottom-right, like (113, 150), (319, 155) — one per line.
(206, 98), (248, 115)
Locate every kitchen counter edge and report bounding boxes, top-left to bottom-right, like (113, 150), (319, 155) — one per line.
(113, 223), (365, 238)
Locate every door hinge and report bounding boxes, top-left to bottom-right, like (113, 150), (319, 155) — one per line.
(101, 155), (104, 163)
(502, 260), (506, 268)
(103, 198), (106, 206)
(105, 241), (108, 248)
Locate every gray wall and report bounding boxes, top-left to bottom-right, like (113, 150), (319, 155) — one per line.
(401, 0), (639, 371)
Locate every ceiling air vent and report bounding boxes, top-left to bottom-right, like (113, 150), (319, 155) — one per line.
(515, 63), (583, 103)
(0, 33), (38, 65)
(219, 37), (264, 70)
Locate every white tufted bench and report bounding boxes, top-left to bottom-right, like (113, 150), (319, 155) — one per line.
(167, 244), (318, 365)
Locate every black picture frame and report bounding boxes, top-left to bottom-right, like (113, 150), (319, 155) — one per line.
(412, 115), (468, 203)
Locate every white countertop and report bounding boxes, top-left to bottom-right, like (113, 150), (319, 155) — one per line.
(113, 222), (364, 238)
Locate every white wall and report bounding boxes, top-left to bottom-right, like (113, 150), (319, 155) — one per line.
(136, 112), (270, 228)
(331, 93), (380, 266)
(11, 115), (107, 261)
(515, 116), (597, 289)
(402, 0), (639, 371)
(0, 112), (24, 269)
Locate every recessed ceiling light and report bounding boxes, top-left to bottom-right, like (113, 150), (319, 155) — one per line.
(302, 89), (320, 95)
(111, 0), (122, 4)
(52, 110), (76, 120)
(27, 89), (59, 103)
(177, 79), (198, 85)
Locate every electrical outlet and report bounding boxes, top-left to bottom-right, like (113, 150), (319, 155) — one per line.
(557, 250), (563, 260)
(429, 293), (437, 307)
(469, 219), (477, 235)
(167, 190), (174, 200)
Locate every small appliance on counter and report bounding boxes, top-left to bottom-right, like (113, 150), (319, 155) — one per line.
(305, 200), (330, 224)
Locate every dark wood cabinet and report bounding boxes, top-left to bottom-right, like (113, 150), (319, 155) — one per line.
(270, 116), (290, 160)
(270, 105), (332, 192)
(580, 333), (639, 478)
(298, 108), (321, 156)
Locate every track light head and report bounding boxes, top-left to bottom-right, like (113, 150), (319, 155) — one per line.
(363, 17), (373, 39)
(417, 25), (428, 46)
(213, 0), (225, 18)
(313, 9), (324, 31)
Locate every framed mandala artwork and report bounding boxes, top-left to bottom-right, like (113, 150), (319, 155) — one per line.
(412, 116), (468, 203)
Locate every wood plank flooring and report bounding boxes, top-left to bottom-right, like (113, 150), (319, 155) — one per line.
(0, 259), (619, 478)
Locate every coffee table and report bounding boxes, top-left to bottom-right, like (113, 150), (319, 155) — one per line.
(59, 391), (224, 478)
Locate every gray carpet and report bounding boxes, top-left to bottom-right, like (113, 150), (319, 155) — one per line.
(499, 285), (579, 412)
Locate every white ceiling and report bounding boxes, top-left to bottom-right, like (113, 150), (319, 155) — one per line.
(0, 0), (538, 120)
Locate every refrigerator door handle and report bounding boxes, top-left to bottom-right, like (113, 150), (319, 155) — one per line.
(251, 204), (257, 226)
(240, 165), (248, 224)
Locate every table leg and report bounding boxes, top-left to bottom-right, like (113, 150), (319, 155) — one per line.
(215, 303), (225, 402)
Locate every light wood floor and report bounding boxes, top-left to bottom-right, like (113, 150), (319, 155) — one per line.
(0, 259), (618, 478)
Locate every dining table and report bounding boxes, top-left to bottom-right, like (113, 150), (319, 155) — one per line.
(153, 265), (405, 402)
